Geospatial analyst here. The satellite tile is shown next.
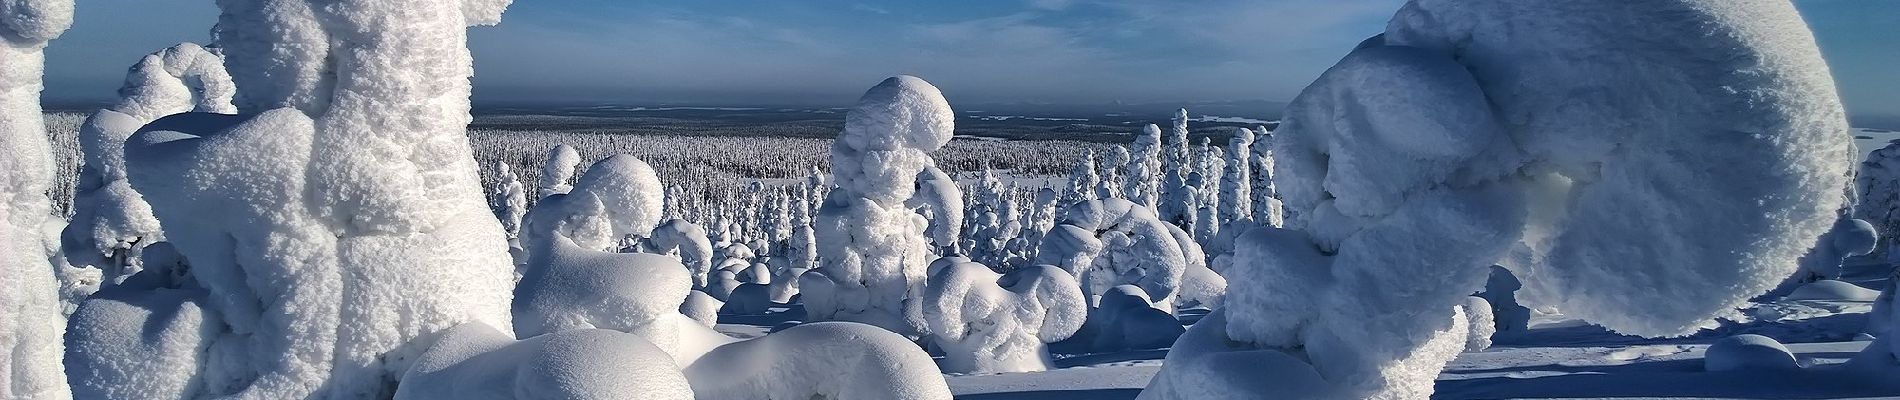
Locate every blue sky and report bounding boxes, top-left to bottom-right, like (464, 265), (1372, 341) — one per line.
(43, 0), (1900, 120)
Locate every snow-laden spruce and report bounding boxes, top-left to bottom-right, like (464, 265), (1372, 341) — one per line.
(909, 165), (964, 254)
(1123, 125), (1163, 209)
(803, 76), (954, 336)
(1249, 126), (1283, 227)
(490, 161), (529, 240)
(539, 144), (581, 198)
(923, 261), (1088, 373)
(110, 1), (521, 397)
(1035, 199), (1188, 309)
(1859, 143), (1900, 262)
(1, 0), (74, 398)
(1220, 127), (1253, 226)
(1142, 1), (1853, 398)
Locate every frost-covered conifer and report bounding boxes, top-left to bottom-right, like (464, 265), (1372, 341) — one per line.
(539, 144), (581, 198)
(492, 161), (528, 239)
(1124, 125), (1163, 208)
(1066, 151), (1100, 205)
(924, 262), (1087, 373)
(1, 0), (75, 397)
(1036, 199), (1189, 309)
(802, 76), (954, 336)
(1221, 127), (1254, 224)
(909, 165), (964, 254)
(1249, 126), (1284, 227)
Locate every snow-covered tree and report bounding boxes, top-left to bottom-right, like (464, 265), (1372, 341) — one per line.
(1, 0), (75, 398)
(539, 144), (581, 199)
(1143, 1), (1853, 398)
(924, 261), (1088, 373)
(491, 161), (528, 239)
(1859, 142), (1900, 262)
(571, 154), (666, 247)
(909, 165), (964, 254)
(649, 219), (714, 287)
(1249, 126), (1283, 227)
(1124, 125), (1163, 208)
(684, 322), (953, 400)
(1221, 127), (1254, 225)
(802, 76), (955, 336)
(1036, 199), (1189, 309)
(109, 1), (525, 397)
(1065, 151), (1100, 205)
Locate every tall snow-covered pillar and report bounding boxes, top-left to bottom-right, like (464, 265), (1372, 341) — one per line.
(802, 76), (955, 337)
(0, 0), (75, 398)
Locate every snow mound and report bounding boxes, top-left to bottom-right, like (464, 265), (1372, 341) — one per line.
(1704, 334), (1798, 372)
(1065, 285), (1185, 353)
(721, 283), (774, 315)
(1174, 262), (1227, 310)
(63, 270), (217, 400)
(1139, 311), (1341, 400)
(680, 290), (722, 328)
(1786, 280), (1881, 302)
(539, 145), (580, 198)
(1463, 296), (1494, 352)
(650, 219), (713, 287)
(513, 235), (692, 342)
(397, 322), (693, 400)
(685, 322), (953, 400)
(923, 261), (1088, 373)
(570, 154), (665, 242)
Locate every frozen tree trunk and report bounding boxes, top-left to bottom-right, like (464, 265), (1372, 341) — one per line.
(1, 0), (74, 398)
(803, 76), (955, 337)
(119, 0), (519, 398)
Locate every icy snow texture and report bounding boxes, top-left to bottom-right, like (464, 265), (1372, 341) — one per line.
(2, 0), (74, 397)
(1383, 0), (1852, 337)
(924, 261), (1088, 373)
(1035, 199), (1188, 308)
(806, 76), (953, 336)
(538, 145), (580, 198)
(396, 322), (693, 400)
(63, 268), (217, 400)
(1463, 297), (1494, 352)
(1704, 334), (1798, 372)
(110, 0), (522, 397)
(1220, 127), (1253, 225)
(685, 322), (953, 400)
(570, 154), (665, 241)
(650, 219), (714, 287)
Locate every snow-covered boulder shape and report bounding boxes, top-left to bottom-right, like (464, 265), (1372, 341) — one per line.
(1786, 279), (1881, 302)
(538, 144), (581, 198)
(707, 270), (742, 301)
(685, 322), (954, 400)
(396, 322), (693, 400)
(570, 154), (665, 243)
(1463, 296), (1494, 352)
(1704, 334), (1798, 372)
(924, 262), (1087, 373)
(680, 290), (722, 328)
(491, 161), (529, 239)
(649, 219), (714, 287)
(1174, 263), (1227, 310)
(514, 235), (694, 342)
(1035, 198), (1188, 308)
(721, 283), (774, 315)
(1794, 216), (1878, 282)
(64, 265), (217, 400)
(1070, 285), (1184, 352)
(805, 76), (954, 336)
(112, 1), (523, 397)
(909, 164), (964, 253)
(1144, 1), (1853, 399)
(1478, 265), (1531, 332)
(520, 191), (615, 256)
(64, 43), (235, 280)
(2, 0), (75, 397)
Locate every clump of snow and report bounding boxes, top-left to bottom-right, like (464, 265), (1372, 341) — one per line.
(490, 161), (528, 240)
(538, 145), (581, 198)
(513, 235), (694, 348)
(721, 283), (774, 315)
(1174, 261), (1227, 311)
(923, 261), (1088, 373)
(805, 76), (954, 336)
(63, 266), (217, 400)
(1704, 334), (1798, 372)
(1478, 265), (1530, 332)
(569, 154), (665, 244)
(1786, 279), (1881, 302)
(1463, 296), (1494, 352)
(649, 219), (714, 287)
(679, 290), (722, 328)
(1794, 217), (1878, 282)
(1035, 198), (1188, 309)
(685, 322), (953, 400)
(909, 165), (964, 253)
(1065, 285), (1185, 352)
(1123, 125), (1164, 209)
(396, 322), (694, 400)
(2, 0), (76, 397)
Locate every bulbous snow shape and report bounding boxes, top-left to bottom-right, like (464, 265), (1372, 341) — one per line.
(1138, 311), (1341, 400)
(514, 234), (691, 340)
(707, 270), (742, 301)
(127, 109), (519, 398)
(491, 161), (528, 238)
(1478, 265), (1530, 332)
(521, 191), (615, 255)
(768, 265), (807, 304)
(722, 283), (774, 315)
(924, 262), (1088, 373)
(649, 219), (713, 287)
(397, 323), (693, 400)
(1075, 285), (1185, 352)
(64, 268), (218, 400)
(539, 145), (581, 198)
(1704, 334), (1798, 372)
(1174, 263), (1227, 311)
(909, 164), (964, 251)
(685, 322), (954, 400)
(808, 76), (952, 336)
(1035, 199), (1188, 308)
(680, 290), (722, 328)
(1796, 217), (1878, 281)
(1382, 0), (1854, 338)
(3, 1), (75, 398)
(571, 154), (665, 241)
(1786, 279), (1881, 302)
(1463, 296), (1494, 352)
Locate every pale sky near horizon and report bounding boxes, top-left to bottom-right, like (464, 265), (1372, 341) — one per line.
(40, 0), (1900, 120)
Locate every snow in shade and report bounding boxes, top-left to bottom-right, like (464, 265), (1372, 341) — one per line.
(539, 144), (581, 198)
(1059, 285), (1185, 353)
(685, 322), (953, 400)
(396, 322), (694, 400)
(107, 0), (522, 396)
(62, 263), (216, 400)
(2, 0), (75, 397)
(1463, 296), (1494, 352)
(1704, 334), (1798, 372)
(805, 76), (954, 336)
(924, 261), (1088, 373)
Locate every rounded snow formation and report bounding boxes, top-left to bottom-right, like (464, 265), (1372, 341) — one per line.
(1704, 334), (1798, 372)
(539, 144), (581, 198)
(722, 283), (775, 315)
(3, 1), (76, 398)
(1174, 263), (1228, 311)
(1036, 199), (1189, 306)
(1071, 285), (1186, 352)
(1463, 296), (1495, 352)
(680, 290), (722, 328)
(924, 262), (1088, 373)
(64, 276), (217, 400)
(514, 236), (693, 343)
(397, 323), (693, 400)
(650, 219), (714, 287)
(1140, 312), (1342, 400)
(808, 76), (954, 336)
(571, 154), (666, 240)
(909, 165), (965, 250)
(1795, 217), (1879, 281)
(1785, 279), (1881, 302)
(685, 322), (953, 400)
(1381, 0), (1854, 338)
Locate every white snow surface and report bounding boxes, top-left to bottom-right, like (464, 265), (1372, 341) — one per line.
(1035, 199), (1187, 309)
(570, 154), (665, 241)
(396, 322), (693, 400)
(685, 322), (953, 400)
(3, 1), (76, 397)
(538, 144), (580, 198)
(924, 261), (1088, 373)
